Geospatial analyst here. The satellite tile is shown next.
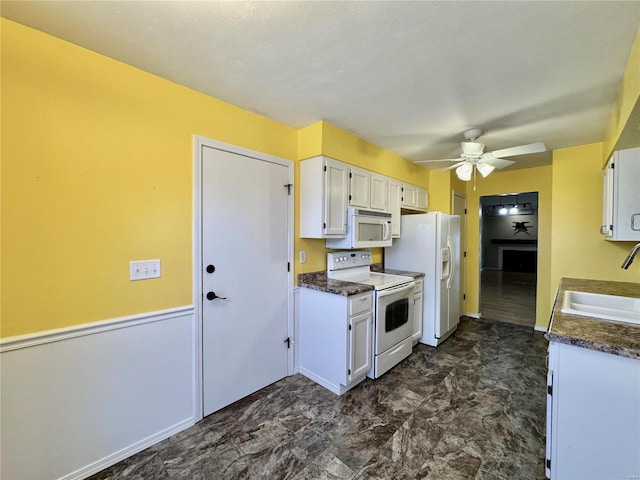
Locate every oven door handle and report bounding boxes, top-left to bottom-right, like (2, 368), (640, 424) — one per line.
(377, 281), (415, 298)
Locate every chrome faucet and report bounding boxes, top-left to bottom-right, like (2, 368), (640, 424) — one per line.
(621, 243), (640, 269)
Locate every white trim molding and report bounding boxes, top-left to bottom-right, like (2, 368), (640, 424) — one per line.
(0, 305), (194, 353)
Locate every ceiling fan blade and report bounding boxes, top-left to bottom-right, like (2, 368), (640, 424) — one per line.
(414, 158), (462, 164)
(442, 161), (467, 172)
(479, 157), (516, 169)
(489, 142), (546, 158)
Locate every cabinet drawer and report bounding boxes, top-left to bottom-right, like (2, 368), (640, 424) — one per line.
(349, 293), (373, 316)
(414, 279), (423, 294)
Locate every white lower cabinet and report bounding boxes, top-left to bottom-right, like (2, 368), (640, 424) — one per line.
(299, 289), (373, 395)
(412, 279), (424, 344)
(546, 341), (640, 479)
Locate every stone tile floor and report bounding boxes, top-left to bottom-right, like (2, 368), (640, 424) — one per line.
(89, 317), (548, 479)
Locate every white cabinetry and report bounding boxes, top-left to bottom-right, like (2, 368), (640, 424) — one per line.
(388, 179), (402, 237)
(412, 278), (424, 344)
(546, 341), (640, 479)
(349, 166), (370, 209)
(416, 188), (429, 211)
(300, 156), (348, 238)
(349, 167), (389, 212)
(601, 147), (640, 241)
(370, 173), (389, 212)
(402, 183), (428, 211)
(299, 289), (373, 395)
(402, 183), (418, 209)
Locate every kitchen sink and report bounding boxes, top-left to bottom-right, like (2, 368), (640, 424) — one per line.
(561, 291), (640, 325)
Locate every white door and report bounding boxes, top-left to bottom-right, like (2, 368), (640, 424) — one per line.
(201, 145), (289, 416)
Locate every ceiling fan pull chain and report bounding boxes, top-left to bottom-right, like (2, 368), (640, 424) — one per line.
(473, 165), (477, 191)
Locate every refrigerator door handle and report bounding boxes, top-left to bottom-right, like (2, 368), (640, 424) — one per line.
(446, 237), (455, 289)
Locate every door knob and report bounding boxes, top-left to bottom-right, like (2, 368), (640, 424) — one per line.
(206, 265), (215, 274)
(206, 291), (227, 301)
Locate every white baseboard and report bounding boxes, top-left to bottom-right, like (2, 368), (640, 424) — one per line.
(534, 324), (548, 333)
(464, 312), (481, 319)
(63, 418), (194, 480)
(1, 306), (196, 480)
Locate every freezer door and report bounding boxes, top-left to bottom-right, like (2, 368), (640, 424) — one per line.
(435, 214), (448, 338)
(448, 215), (461, 331)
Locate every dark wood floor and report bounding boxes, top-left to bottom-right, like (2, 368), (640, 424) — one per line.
(479, 270), (537, 328)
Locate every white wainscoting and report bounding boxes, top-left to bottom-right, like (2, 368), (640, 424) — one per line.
(0, 306), (196, 480)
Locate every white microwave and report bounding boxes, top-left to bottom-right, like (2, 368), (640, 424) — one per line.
(326, 208), (393, 249)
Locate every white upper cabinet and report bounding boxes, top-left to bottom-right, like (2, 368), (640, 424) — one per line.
(301, 156), (427, 238)
(300, 156), (348, 238)
(601, 147), (640, 241)
(349, 166), (370, 208)
(416, 187), (428, 211)
(369, 173), (389, 212)
(402, 183), (418, 209)
(349, 167), (389, 213)
(388, 179), (402, 237)
(401, 183), (428, 212)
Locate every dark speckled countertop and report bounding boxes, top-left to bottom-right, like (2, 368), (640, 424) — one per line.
(546, 277), (640, 360)
(297, 271), (374, 297)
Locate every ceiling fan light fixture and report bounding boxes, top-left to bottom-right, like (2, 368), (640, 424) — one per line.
(461, 142), (485, 156)
(456, 162), (473, 181)
(476, 163), (495, 178)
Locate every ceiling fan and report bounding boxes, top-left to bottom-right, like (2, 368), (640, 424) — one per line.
(416, 129), (546, 185)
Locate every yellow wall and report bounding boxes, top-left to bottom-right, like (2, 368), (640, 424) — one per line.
(464, 166), (553, 328)
(1, 19), (297, 337)
(3, 18), (638, 339)
(550, 143), (639, 296)
(427, 170), (467, 214)
(0, 20), (430, 337)
(603, 28), (640, 161)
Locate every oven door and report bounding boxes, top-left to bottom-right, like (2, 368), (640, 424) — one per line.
(374, 282), (415, 354)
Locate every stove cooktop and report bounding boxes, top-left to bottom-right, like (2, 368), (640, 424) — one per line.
(330, 270), (413, 290)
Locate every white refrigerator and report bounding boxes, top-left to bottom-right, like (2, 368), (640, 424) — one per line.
(385, 212), (460, 347)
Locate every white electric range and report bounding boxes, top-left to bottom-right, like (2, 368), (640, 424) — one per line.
(328, 250), (415, 378)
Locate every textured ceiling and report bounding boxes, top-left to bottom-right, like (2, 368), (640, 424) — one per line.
(2, 1), (639, 171)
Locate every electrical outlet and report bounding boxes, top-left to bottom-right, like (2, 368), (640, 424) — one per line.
(130, 259), (161, 280)
(300, 251), (306, 263)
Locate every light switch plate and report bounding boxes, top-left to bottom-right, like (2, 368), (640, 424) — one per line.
(130, 259), (161, 280)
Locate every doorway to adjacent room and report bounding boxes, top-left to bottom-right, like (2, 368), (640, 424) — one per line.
(479, 192), (538, 327)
